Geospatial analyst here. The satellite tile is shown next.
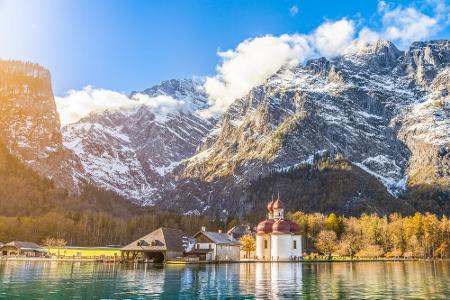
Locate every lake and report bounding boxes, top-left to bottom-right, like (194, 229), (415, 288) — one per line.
(0, 261), (450, 299)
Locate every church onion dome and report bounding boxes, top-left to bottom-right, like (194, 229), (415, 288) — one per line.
(272, 219), (291, 234)
(288, 220), (301, 234)
(272, 198), (284, 209)
(256, 219), (275, 234)
(267, 200), (274, 212)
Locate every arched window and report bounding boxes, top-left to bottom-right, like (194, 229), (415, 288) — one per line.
(264, 240), (268, 249)
(293, 240), (297, 249)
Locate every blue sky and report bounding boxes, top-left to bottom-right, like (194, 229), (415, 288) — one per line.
(1, 0), (448, 97)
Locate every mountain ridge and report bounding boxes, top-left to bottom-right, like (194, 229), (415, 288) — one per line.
(1, 40), (449, 217)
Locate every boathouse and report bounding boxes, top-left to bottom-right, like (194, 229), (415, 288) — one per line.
(0, 241), (45, 257)
(121, 227), (188, 263)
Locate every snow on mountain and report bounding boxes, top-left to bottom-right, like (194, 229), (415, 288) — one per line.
(182, 40), (449, 204)
(62, 79), (216, 204)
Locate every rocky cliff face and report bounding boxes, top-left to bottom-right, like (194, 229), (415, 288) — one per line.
(177, 40), (449, 216)
(398, 68), (450, 188)
(62, 79), (216, 203)
(0, 60), (78, 187)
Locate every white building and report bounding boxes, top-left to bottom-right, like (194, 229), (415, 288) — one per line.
(192, 228), (241, 261)
(256, 197), (302, 261)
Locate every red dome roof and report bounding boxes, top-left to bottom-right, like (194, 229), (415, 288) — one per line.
(272, 219), (290, 234)
(267, 200), (274, 212)
(256, 219), (275, 234)
(272, 198), (284, 209)
(288, 220), (301, 234)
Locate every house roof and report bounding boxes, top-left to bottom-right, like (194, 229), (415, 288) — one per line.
(121, 227), (189, 252)
(227, 225), (253, 240)
(193, 231), (240, 246)
(4, 241), (42, 251)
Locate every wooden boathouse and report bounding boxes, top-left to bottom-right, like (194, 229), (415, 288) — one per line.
(121, 227), (188, 263)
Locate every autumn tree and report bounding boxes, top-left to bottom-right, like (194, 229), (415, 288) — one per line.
(315, 230), (337, 260)
(240, 234), (256, 258)
(43, 237), (67, 247)
(325, 213), (344, 238)
(355, 244), (384, 258)
(387, 213), (406, 254)
(337, 232), (361, 258)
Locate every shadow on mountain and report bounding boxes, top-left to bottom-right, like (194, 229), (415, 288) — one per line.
(402, 184), (450, 216)
(158, 157), (423, 221)
(245, 160), (417, 219)
(0, 142), (142, 217)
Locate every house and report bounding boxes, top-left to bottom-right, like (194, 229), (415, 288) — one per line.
(121, 227), (189, 263)
(191, 227), (240, 261)
(256, 197), (302, 261)
(0, 241), (45, 257)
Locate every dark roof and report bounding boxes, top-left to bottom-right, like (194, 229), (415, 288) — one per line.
(193, 231), (240, 246)
(4, 241), (42, 250)
(121, 227), (189, 252)
(227, 225), (253, 240)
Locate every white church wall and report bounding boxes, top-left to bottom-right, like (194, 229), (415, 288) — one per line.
(271, 234), (292, 260)
(256, 234), (271, 260)
(292, 235), (302, 258)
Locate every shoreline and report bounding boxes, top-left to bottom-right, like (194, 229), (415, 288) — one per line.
(1, 257), (448, 264)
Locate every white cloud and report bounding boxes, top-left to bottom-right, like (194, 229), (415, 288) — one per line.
(202, 19), (356, 115)
(381, 6), (438, 47)
(311, 19), (355, 57)
(56, 1), (449, 121)
(203, 1), (449, 114)
(56, 86), (186, 125)
(203, 34), (311, 115)
(289, 5), (299, 16)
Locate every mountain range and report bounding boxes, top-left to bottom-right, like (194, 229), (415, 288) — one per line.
(1, 40), (449, 218)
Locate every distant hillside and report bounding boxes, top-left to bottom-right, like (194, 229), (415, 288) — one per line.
(161, 154), (417, 220)
(0, 142), (222, 246)
(0, 141), (140, 217)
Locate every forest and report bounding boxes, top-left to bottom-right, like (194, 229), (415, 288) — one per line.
(287, 211), (450, 259)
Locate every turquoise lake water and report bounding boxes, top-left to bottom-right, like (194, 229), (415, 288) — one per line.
(0, 260), (450, 299)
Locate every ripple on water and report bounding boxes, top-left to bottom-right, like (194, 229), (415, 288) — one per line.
(0, 261), (450, 299)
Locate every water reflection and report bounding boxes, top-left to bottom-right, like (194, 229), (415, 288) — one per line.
(0, 261), (449, 299)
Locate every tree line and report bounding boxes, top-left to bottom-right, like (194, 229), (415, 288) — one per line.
(0, 210), (223, 247)
(288, 211), (450, 259)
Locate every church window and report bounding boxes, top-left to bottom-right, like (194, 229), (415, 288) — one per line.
(264, 240), (268, 249)
(293, 240), (297, 249)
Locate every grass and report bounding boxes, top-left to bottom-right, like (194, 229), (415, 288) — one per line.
(45, 246), (121, 258)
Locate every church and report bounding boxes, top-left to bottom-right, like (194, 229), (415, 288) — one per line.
(256, 197), (302, 261)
